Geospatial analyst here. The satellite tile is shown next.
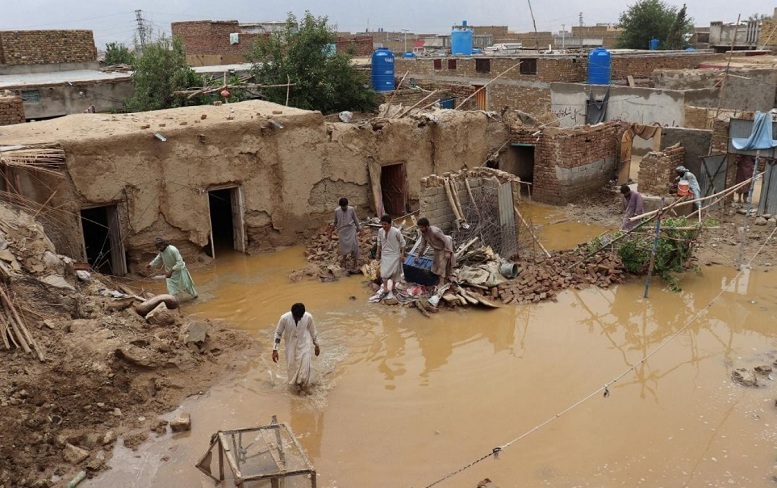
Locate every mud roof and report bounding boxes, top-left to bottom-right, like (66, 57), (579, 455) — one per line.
(0, 100), (318, 145)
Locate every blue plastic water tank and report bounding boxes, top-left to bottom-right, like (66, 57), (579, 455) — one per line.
(649, 38), (660, 50)
(587, 47), (611, 85)
(451, 28), (473, 55)
(402, 51), (416, 58)
(371, 48), (395, 92)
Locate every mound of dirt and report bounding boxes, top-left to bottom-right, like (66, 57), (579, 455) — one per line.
(0, 203), (255, 488)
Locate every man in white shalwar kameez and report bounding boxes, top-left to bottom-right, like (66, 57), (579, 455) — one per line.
(376, 214), (405, 300)
(329, 197), (361, 272)
(146, 237), (197, 298)
(272, 303), (321, 393)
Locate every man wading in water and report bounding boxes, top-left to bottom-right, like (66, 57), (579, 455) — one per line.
(272, 303), (321, 394)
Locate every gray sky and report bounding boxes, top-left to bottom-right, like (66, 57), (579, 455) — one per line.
(1, 1), (773, 49)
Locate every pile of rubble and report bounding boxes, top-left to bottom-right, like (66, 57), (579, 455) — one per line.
(0, 201), (252, 487)
(493, 250), (626, 305)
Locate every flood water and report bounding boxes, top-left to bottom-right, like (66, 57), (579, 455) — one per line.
(87, 204), (777, 488)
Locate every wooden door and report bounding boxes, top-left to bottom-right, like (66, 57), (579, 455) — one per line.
(230, 187), (246, 253)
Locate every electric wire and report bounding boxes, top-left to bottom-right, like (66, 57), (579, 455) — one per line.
(423, 225), (777, 488)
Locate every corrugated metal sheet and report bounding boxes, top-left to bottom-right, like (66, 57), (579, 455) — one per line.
(700, 155), (727, 210)
(728, 119), (777, 158)
(498, 182), (518, 258)
(757, 159), (777, 216)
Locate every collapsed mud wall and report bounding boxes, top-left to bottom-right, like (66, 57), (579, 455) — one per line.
(0, 101), (507, 270)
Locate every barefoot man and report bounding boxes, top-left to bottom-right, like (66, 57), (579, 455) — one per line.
(376, 214), (406, 299)
(330, 197), (361, 273)
(414, 218), (455, 285)
(146, 237), (197, 298)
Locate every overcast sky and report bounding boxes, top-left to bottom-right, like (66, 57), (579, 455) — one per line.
(1, 1), (773, 49)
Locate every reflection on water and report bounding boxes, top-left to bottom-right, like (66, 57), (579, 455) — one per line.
(89, 242), (777, 488)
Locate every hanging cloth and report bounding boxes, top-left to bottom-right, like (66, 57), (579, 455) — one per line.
(732, 111), (777, 150)
(585, 86), (610, 125)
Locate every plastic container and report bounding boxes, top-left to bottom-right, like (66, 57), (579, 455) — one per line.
(371, 48), (395, 92)
(649, 38), (660, 50)
(677, 180), (690, 197)
(587, 47), (611, 85)
(403, 255), (439, 286)
(402, 52), (416, 58)
(451, 27), (473, 55)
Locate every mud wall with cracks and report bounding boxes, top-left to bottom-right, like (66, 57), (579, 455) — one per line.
(0, 101), (508, 269)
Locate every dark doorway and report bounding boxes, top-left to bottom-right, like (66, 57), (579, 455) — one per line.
(380, 163), (407, 215)
(510, 145), (535, 195)
(80, 205), (127, 276)
(207, 186), (246, 258)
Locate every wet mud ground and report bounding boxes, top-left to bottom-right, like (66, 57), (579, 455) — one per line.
(87, 203), (777, 488)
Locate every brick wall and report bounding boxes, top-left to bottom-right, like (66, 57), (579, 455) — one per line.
(171, 21), (268, 62)
(512, 122), (621, 204)
(419, 168), (521, 257)
(490, 84), (551, 115)
(471, 26), (509, 38)
(637, 144), (685, 196)
(0, 96), (24, 125)
(335, 35), (373, 56)
(760, 18), (777, 48)
(610, 53), (724, 80)
(0, 30), (96, 65)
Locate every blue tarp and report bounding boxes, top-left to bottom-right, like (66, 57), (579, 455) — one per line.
(732, 111), (777, 150)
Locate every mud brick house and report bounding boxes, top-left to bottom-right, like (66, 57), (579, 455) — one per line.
(0, 101), (507, 275)
(0, 30), (132, 120)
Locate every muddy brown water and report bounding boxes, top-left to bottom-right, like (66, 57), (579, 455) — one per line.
(87, 205), (777, 488)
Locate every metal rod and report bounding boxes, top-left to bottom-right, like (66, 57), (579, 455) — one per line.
(643, 197), (665, 298)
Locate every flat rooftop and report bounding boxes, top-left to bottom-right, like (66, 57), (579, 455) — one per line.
(0, 69), (131, 89)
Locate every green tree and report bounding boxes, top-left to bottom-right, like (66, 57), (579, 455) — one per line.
(124, 37), (203, 112)
(616, 0), (693, 50)
(664, 4), (693, 50)
(104, 42), (135, 66)
(248, 11), (378, 114)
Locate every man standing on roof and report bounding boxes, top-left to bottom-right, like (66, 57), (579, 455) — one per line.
(146, 237), (197, 298)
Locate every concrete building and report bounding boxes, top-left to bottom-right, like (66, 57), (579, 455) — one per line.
(0, 30), (132, 121)
(709, 19), (761, 52)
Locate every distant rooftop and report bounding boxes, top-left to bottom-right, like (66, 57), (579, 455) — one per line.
(0, 70), (131, 89)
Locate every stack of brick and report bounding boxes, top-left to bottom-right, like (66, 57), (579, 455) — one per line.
(0, 30), (96, 65)
(637, 143), (685, 196)
(0, 96), (24, 126)
(495, 249), (625, 305)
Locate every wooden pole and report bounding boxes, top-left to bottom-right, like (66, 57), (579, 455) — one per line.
(515, 205), (551, 258)
(710, 14), (741, 133)
(738, 151), (760, 269)
(643, 197), (665, 298)
(381, 70), (410, 117)
(286, 75), (291, 106)
(455, 62), (522, 110)
(394, 90), (439, 119)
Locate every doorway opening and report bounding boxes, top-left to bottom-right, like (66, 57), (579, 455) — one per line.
(510, 145), (535, 195)
(206, 186), (246, 258)
(380, 163), (407, 216)
(472, 85), (487, 110)
(80, 204), (127, 276)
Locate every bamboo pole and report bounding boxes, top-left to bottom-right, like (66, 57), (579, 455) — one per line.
(710, 14), (741, 132)
(515, 205), (551, 258)
(456, 62), (522, 110)
(0, 311), (12, 349)
(643, 197), (665, 298)
(381, 70), (410, 117)
(394, 90), (440, 119)
(629, 175), (758, 222)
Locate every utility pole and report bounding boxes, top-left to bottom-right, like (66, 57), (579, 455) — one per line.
(579, 12), (584, 47)
(402, 29), (409, 52)
(561, 24), (566, 50)
(135, 9), (147, 53)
